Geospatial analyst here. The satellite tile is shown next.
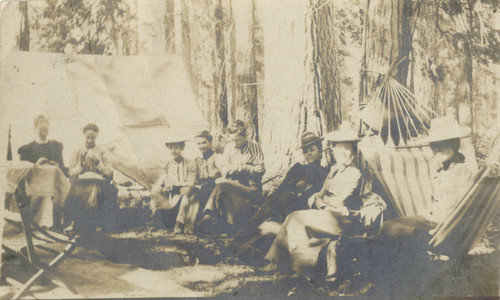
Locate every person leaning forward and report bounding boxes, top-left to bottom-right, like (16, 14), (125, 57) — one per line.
(198, 120), (265, 233)
(150, 136), (197, 233)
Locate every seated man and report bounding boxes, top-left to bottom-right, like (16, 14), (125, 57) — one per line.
(17, 115), (67, 229)
(180, 130), (221, 235)
(150, 136), (197, 233)
(258, 125), (386, 282)
(64, 123), (117, 233)
(198, 120), (265, 233)
(232, 131), (329, 256)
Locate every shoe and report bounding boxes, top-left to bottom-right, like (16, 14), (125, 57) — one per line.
(254, 262), (278, 274)
(63, 222), (75, 235)
(197, 212), (213, 226)
(173, 222), (184, 235)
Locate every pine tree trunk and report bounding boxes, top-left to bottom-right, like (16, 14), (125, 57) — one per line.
(212, 0), (228, 130)
(258, 0), (318, 176)
(232, 0), (260, 141)
(19, 1), (29, 51)
(310, 0), (342, 133)
(165, 0), (175, 53)
(360, 0), (412, 105)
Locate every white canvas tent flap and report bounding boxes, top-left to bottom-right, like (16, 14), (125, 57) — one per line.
(0, 51), (207, 189)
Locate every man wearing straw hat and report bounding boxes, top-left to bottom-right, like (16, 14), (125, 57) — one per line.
(150, 135), (197, 233)
(198, 120), (265, 233)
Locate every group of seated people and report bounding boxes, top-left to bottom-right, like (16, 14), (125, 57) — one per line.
(13, 113), (478, 283)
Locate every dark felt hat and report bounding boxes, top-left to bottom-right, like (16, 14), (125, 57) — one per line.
(297, 131), (323, 149)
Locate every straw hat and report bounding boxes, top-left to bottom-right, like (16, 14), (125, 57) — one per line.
(165, 134), (191, 146)
(297, 131), (323, 149)
(325, 123), (361, 142)
(425, 117), (471, 144)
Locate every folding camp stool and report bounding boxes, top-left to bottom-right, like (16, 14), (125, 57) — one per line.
(2, 181), (79, 300)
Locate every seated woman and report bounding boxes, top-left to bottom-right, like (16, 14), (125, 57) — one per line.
(18, 115), (66, 173)
(150, 136), (197, 234)
(17, 115), (67, 229)
(198, 120), (265, 233)
(64, 123), (116, 233)
(259, 125), (384, 280)
(375, 119), (476, 276)
(232, 131), (329, 254)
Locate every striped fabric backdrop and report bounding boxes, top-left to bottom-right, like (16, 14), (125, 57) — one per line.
(359, 142), (435, 218)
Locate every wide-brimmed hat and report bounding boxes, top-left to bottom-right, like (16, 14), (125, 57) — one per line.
(325, 123), (361, 143)
(425, 117), (471, 144)
(165, 135), (190, 147)
(297, 131), (323, 149)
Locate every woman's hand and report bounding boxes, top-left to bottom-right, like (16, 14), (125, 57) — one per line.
(36, 157), (49, 165)
(86, 151), (99, 162)
(308, 193), (320, 208)
(360, 205), (382, 228)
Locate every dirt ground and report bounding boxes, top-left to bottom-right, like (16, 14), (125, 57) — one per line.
(1, 221), (499, 299)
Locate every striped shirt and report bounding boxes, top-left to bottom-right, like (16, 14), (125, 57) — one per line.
(157, 157), (196, 187)
(219, 140), (265, 178)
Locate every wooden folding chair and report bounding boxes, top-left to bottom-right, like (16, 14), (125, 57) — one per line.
(2, 177), (79, 299)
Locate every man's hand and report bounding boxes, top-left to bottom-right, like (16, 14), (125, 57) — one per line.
(228, 164), (247, 175)
(161, 183), (173, 194)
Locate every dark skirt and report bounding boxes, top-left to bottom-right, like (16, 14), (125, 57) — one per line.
(203, 181), (261, 230)
(64, 179), (118, 232)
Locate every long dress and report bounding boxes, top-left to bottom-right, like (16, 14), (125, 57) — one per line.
(378, 154), (475, 252)
(264, 164), (364, 277)
(16, 140), (67, 227)
(64, 145), (118, 231)
(371, 154), (476, 293)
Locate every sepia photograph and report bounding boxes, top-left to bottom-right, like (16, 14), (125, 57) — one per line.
(0, 0), (499, 298)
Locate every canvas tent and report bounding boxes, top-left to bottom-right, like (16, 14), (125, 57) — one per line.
(0, 51), (207, 189)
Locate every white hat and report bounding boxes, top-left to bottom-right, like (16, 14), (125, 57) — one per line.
(425, 117), (471, 144)
(325, 123), (361, 142)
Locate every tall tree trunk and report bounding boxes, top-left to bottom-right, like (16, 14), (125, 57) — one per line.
(232, 0), (260, 141)
(258, 0), (318, 176)
(361, 0), (412, 105)
(165, 0), (175, 53)
(19, 1), (29, 51)
(212, 0), (228, 130)
(310, 0), (342, 133)
(360, 0), (412, 144)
